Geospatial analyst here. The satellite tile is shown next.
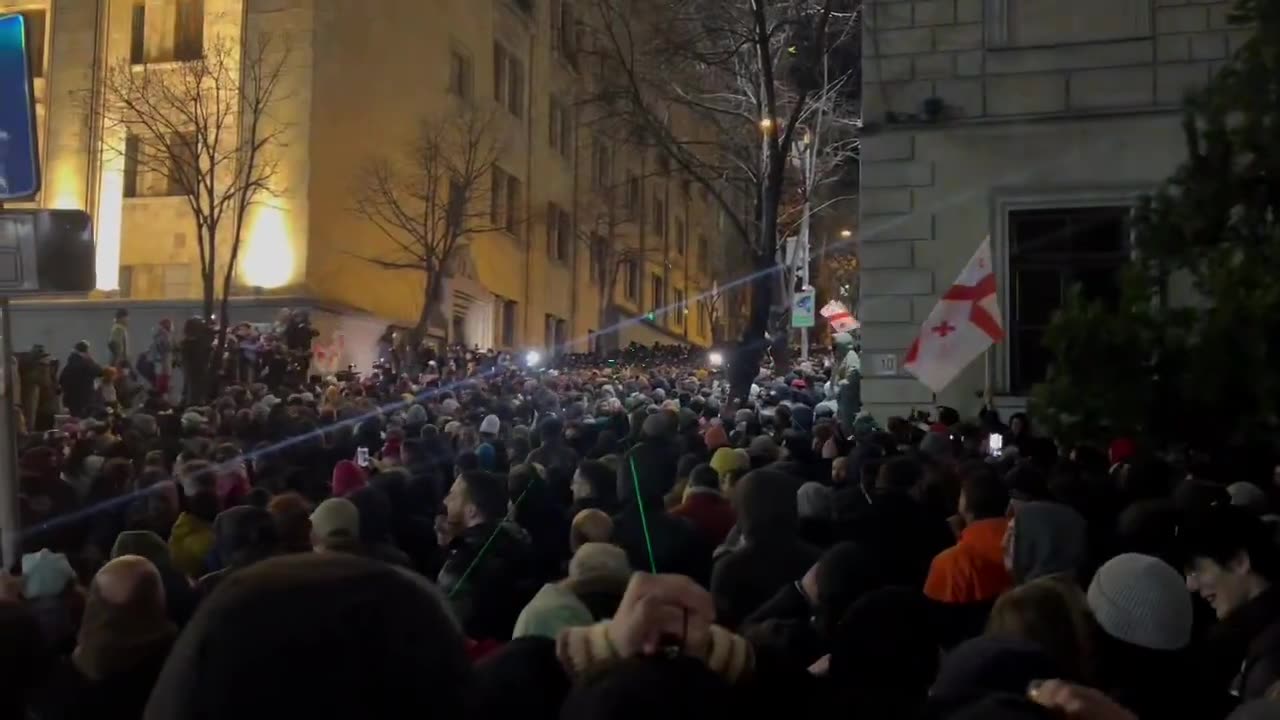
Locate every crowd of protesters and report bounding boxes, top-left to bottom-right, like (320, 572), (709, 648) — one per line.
(2, 331), (1280, 720)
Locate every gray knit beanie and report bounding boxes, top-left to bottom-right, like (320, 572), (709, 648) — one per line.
(1086, 552), (1192, 651)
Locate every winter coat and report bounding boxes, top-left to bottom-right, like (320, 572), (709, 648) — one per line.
(437, 521), (539, 641)
(672, 488), (737, 547)
(168, 512), (215, 579)
(59, 353), (100, 417)
(612, 442), (711, 584)
(923, 517), (1011, 604)
(1201, 586), (1280, 702)
(837, 490), (955, 589)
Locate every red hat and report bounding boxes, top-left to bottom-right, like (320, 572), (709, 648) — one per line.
(1109, 437), (1137, 466)
(331, 460), (368, 498)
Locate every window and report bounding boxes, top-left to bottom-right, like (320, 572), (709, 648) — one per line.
(501, 300), (519, 347)
(589, 233), (605, 282)
(130, 1), (146, 64)
(490, 166), (521, 231)
(167, 132), (198, 196)
(622, 260), (639, 301)
(590, 139), (611, 190)
(674, 218), (686, 255)
(448, 49), (474, 100)
(650, 273), (665, 313)
(18, 9), (46, 78)
(696, 233), (708, 271)
(123, 135), (141, 198)
(550, 0), (576, 63)
(174, 0), (204, 60)
(493, 43), (524, 117)
(547, 203), (571, 262)
(545, 315), (568, 353)
(652, 195), (666, 240)
(626, 173), (641, 218)
(673, 288), (685, 328)
(548, 96), (571, 156)
(1008, 205), (1131, 393)
(446, 177), (466, 230)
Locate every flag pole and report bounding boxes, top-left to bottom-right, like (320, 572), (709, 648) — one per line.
(982, 346), (994, 409)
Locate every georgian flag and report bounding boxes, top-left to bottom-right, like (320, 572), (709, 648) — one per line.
(903, 237), (1004, 393)
(820, 300), (859, 332)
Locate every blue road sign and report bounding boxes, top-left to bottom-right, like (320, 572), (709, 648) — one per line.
(0, 13), (40, 201)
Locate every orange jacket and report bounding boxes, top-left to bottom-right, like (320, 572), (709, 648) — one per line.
(924, 517), (1011, 604)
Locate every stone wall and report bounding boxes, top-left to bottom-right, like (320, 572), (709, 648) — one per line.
(858, 0), (1250, 418)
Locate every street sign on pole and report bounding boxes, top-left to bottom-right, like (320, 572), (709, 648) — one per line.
(0, 13), (41, 201)
(792, 288), (816, 328)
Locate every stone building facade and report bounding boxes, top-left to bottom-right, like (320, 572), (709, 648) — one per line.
(1, 0), (724, 365)
(858, 0), (1248, 417)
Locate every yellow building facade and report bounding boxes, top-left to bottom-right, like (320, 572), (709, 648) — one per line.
(3, 0), (723, 355)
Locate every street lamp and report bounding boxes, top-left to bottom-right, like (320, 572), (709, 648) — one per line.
(840, 228), (852, 239)
(759, 117), (774, 132)
(708, 351), (724, 367)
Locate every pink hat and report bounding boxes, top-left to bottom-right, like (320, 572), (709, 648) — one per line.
(331, 460), (368, 498)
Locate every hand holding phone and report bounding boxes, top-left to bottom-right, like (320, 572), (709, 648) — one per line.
(356, 446), (370, 467)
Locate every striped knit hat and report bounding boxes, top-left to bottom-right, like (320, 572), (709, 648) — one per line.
(1087, 552), (1192, 651)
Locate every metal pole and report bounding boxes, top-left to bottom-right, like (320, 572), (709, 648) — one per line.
(0, 296), (20, 571)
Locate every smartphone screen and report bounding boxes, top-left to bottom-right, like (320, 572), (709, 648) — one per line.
(357, 447), (370, 467)
(988, 433), (1004, 457)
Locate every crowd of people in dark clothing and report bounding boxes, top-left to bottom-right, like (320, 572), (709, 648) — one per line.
(3, 342), (1280, 720)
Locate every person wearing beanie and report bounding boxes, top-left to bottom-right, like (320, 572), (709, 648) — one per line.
(512, 542), (631, 640)
(711, 469), (819, 629)
(1180, 505), (1280, 702)
(1227, 481), (1270, 516)
(925, 468), (1011, 604)
(570, 509), (614, 553)
(331, 459), (368, 498)
(310, 497), (361, 553)
(747, 435), (781, 467)
(112, 531), (197, 627)
(195, 506), (279, 601)
(673, 464), (736, 547)
(480, 414), (501, 437)
(34, 556), (177, 720)
(1089, 553), (1192, 652)
(919, 431), (953, 463)
(1087, 553), (1208, 719)
(703, 423), (730, 453)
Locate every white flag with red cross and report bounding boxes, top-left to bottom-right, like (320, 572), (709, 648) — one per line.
(903, 237), (1004, 393)
(820, 300), (860, 332)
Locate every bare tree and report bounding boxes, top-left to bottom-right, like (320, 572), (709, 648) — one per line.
(582, 0), (860, 399)
(350, 111), (505, 341)
(91, 34), (289, 398)
(699, 280), (725, 345)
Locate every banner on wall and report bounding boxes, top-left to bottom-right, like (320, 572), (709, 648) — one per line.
(791, 289), (816, 328)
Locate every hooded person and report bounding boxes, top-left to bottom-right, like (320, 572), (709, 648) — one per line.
(612, 442), (711, 585)
(512, 542), (632, 640)
(711, 469), (820, 630)
(1004, 501), (1089, 585)
(21, 549), (81, 655)
(36, 556), (177, 720)
(168, 489), (219, 579)
(195, 506), (279, 601)
(143, 553), (471, 720)
(111, 530), (197, 627)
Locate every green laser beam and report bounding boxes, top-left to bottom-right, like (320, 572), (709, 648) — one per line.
(630, 455), (658, 574)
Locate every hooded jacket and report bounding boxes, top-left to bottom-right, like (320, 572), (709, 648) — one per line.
(1010, 501), (1088, 584)
(711, 469), (820, 629)
(168, 512), (215, 579)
